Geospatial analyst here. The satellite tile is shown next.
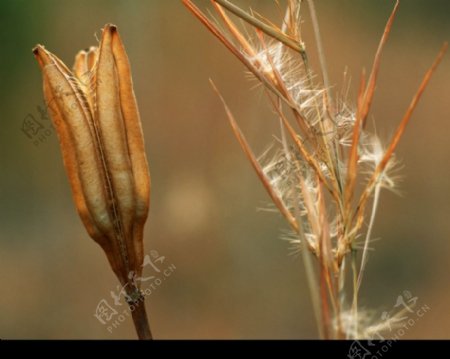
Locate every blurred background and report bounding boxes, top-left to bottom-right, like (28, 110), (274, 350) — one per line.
(0, 0), (449, 339)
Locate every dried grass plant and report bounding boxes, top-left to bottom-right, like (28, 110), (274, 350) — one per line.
(183, 0), (446, 339)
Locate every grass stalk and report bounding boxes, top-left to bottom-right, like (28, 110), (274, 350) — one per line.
(184, 0), (446, 339)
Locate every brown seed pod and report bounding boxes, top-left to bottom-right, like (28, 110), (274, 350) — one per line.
(33, 24), (152, 339)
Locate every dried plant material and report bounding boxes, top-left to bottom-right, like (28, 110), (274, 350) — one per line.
(184, 0), (446, 339)
(33, 24), (152, 340)
(210, 80), (298, 232)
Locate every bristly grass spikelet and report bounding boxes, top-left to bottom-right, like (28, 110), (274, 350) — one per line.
(184, 0), (447, 339)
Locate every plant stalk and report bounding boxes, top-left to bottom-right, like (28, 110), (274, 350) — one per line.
(129, 296), (153, 340)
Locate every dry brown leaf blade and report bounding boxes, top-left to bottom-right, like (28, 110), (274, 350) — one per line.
(210, 80), (299, 233)
(354, 42), (448, 230)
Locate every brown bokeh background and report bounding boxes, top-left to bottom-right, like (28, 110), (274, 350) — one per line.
(0, 0), (449, 339)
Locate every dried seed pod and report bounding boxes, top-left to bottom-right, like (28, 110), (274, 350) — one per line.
(33, 24), (151, 339)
